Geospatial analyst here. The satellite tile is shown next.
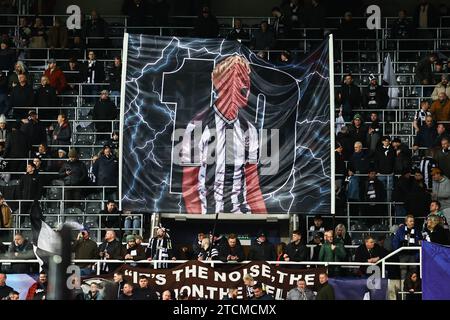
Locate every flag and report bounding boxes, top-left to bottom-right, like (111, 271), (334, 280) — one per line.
(422, 241), (450, 300)
(329, 277), (388, 300)
(30, 200), (61, 271)
(383, 54), (399, 108)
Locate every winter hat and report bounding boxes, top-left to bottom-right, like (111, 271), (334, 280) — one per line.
(353, 114), (362, 120)
(126, 235), (136, 242)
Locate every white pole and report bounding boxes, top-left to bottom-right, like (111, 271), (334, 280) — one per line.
(118, 32), (129, 211)
(329, 34), (336, 215)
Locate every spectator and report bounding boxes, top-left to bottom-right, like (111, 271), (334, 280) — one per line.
(283, 0), (305, 28)
(434, 123), (449, 147)
(50, 113), (71, 146)
(4, 123), (29, 175)
(98, 230), (124, 273)
(146, 225), (175, 268)
(193, 6), (219, 38)
(19, 162), (42, 213)
(309, 214), (325, 242)
(100, 199), (120, 229)
(355, 235), (384, 275)
(391, 9), (415, 39)
(83, 50), (105, 89)
(92, 145), (118, 187)
(366, 112), (382, 153)
(35, 75), (59, 121)
(250, 21), (276, 50)
(431, 168), (450, 211)
(135, 275), (159, 300)
(10, 73), (34, 120)
(122, 0), (149, 32)
(4, 290), (19, 300)
(107, 56), (122, 96)
(413, 0), (438, 29)
(393, 215), (421, 279)
(375, 136), (395, 195)
(124, 234), (146, 265)
(363, 168), (386, 215)
(426, 200), (449, 229)
(0, 40), (15, 71)
(338, 11), (360, 39)
(47, 18), (68, 49)
(226, 18), (249, 42)
(84, 283), (103, 300)
(362, 74), (389, 109)
(434, 60), (445, 84)
(414, 116), (437, 149)
(423, 215), (449, 245)
(348, 114), (368, 148)
(49, 148), (66, 172)
(319, 230), (346, 277)
(93, 90), (117, 138)
(58, 148), (88, 203)
(243, 274), (256, 299)
(316, 273), (335, 300)
(161, 289), (172, 300)
(0, 72), (7, 116)
(85, 10), (108, 49)
(275, 242), (287, 265)
(430, 92), (450, 121)
(197, 237), (218, 261)
(223, 287), (239, 300)
(416, 53), (437, 86)
(20, 110), (47, 147)
(434, 138), (450, 178)
(283, 230), (307, 268)
(271, 6), (290, 39)
(334, 224), (352, 245)
(64, 57), (83, 94)
(7, 61), (30, 90)
(403, 272), (422, 300)
(247, 231), (276, 261)
(431, 74), (450, 101)
(413, 100), (432, 132)
(44, 58), (67, 94)
(7, 233), (35, 273)
(119, 283), (135, 300)
(392, 138), (412, 175)
(336, 126), (353, 160)
(0, 194), (11, 229)
(112, 271), (126, 299)
(26, 271), (47, 300)
(218, 233), (245, 262)
(347, 141), (370, 204)
(0, 273), (13, 299)
(337, 74), (361, 122)
(251, 283), (273, 300)
(420, 149), (437, 190)
(286, 279), (315, 300)
(192, 232), (206, 257)
(306, 0), (326, 29)
(29, 17), (47, 49)
(72, 227), (98, 276)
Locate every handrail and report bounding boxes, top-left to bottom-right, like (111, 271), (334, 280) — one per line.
(375, 246), (422, 278)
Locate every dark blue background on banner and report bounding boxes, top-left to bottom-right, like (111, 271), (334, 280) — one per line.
(422, 241), (450, 300)
(122, 35), (331, 214)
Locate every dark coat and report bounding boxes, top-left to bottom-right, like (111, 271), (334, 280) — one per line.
(285, 241), (308, 262)
(348, 123), (368, 148)
(193, 15), (219, 38)
(247, 240), (276, 261)
(217, 242), (245, 262)
(58, 159), (88, 186)
(348, 150), (370, 174)
(108, 64), (122, 91)
(354, 243), (385, 274)
(5, 129), (30, 157)
(338, 83), (361, 118)
(93, 98), (117, 132)
(72, 238), (99, 268)
(52, 121), (71, 145)
(362, 84), (389, 109)
(393, 176), (413, 202)
(316, 283), (335, 300)
(414, 124), (437, 148)
(20, 120), (47, 146)
(83, 60), (105, 83)
(10, 83), (34, 108)
(98, 239), (123, 259)
(404, 182), (431, 218)
(374, 146), (395, 174)
(135, 287), (159, 301)
(336, 131), (354, 161)
(19, 172), (42, 200)
(415, 55), (434, 84)
(35, 85), (58, 107)
(92, 154), (118, 186)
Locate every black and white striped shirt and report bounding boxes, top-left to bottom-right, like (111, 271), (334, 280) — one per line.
(415, 109), (431, 128)
(182, 108), (259, 214)
(419, 156), (437, 189)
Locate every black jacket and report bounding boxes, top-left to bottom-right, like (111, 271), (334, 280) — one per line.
(218, 242), (245, 262)
(108, 64), (122, 91)
(92, 154), (118, 186)
(404, 182), (431, 218)
(20, 120), (47, 146)
(247, 240), (276, 261)
(35, 85), (58, 107)
(393, 176), (413, 202)
(52, 121), (71, 145)
(374, 146), (395, 174)
(5, 129), (30, 158)
(58, 159), (88, 186)
(19, 172), (42, 200)
(0, 48), (15, 71)
(415, 55), (434, 84)
(363, 178), (386, 202)
(193, 15), (219, 38)
(285, 241), (308, 262)
(10, 83), (34, 108)
(424, 225), (450, 245)
(414, 124), (437, 148)
(83, 60), (105, 83)
(135, 287), (159, 301)
(348, 150), (370, 174)
(354, 243), (385, 274)
(98, 239), (124, 259)
(348, 123), (368, 148)
(336, 132), (354, 161)
(338, 83), (361, 115)
(362, 84), (389, 109)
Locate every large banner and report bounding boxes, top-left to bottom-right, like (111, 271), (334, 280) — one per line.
(121, 35), (331, 214)
(422, 241), (450, 300)
(115, 260), (325, 300)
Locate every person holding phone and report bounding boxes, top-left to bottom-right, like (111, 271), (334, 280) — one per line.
(72, 227), (98, 276)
